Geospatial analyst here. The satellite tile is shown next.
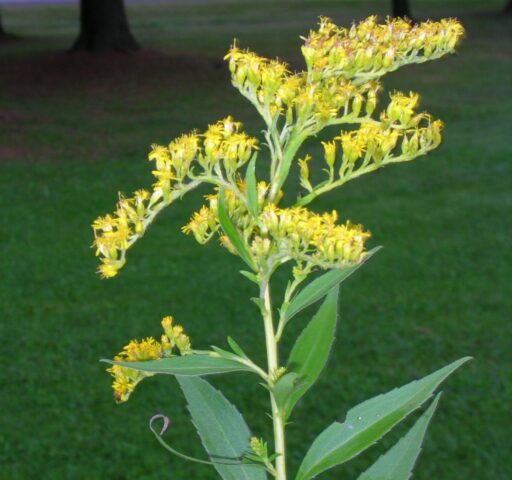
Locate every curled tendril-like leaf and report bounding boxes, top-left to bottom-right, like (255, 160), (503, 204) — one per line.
(149, 413), (260, 468)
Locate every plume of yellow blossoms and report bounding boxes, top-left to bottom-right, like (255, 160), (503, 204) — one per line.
(302, 16), (463, 80)
(107, 316), (191, 403)
(183, 191), (370, 270)
(92, 117), (258, 277)
(92, 15), (463, 278)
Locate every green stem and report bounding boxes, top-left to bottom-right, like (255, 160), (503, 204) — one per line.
(269, 133), (307, 202)
(296, 147), (433, 207)
(275, 266), (312, 342)
(261, 276), (287, 480)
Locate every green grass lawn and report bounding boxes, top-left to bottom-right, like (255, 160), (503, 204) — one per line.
(1, 1), (511, 479)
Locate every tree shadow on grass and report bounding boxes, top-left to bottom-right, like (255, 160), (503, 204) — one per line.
(0, 45), (226, 98)
(0, 44), (230, 164)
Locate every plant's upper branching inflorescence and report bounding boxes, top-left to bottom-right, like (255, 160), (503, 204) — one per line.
(92, 16), (463, 280)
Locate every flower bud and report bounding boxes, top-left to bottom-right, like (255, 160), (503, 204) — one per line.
(365, 89), (377, 116)
(220, 235), (237, 255)
(383, 48), (395, 68)
(322, 141), (336, 168)
(352, 94), (363, 117)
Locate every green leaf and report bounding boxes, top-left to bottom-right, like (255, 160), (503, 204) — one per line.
(283, 287), (339, 419)
(211, 346), (243, 362)
(357, 393), (442, 480)
(251, 297), (265, 311)
(240, 270), (259, 284)
(178, 377), (267, 480)
(284, 247), (381, 322)
(295, 357), (471, 480)
(218, 188), (255, 270)
(102, 354), (253, 376)
(273, 372), (300, 413)
(245, 154), (259, 217)
(227, 336), (249, 359)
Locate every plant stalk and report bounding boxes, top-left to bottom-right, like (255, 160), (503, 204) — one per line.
(261, 277), (287, 480)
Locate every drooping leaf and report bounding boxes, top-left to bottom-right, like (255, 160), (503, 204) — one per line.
(295, 357), (471, 480)
(357, 393), (442, 480)
(178, 377), (267, 480)
(218, 188), (255, 269)
(102, 354), (254, 376)
(282, 287), (339, 419)
(245, 154), (259, 217)
(284, 247), (381, 322)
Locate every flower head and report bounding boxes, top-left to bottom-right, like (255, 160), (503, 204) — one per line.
(107, 318), (192, 403)
(302, 16), (464, 81)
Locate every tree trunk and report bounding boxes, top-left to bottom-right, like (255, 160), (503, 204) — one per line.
(505, 0), (512, 13)
(0, 10), (6, 37)
(392, 0), (412, 18)
(71, 0), (139, 53)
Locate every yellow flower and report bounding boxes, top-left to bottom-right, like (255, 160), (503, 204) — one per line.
(339, 131), (366, 163)
(298, 154), (313, 192)
(148, 144), (171, 166)
(107, 319), (193, 403)
(181, 206), (217, 244)
(161, 316), (192, 355)
(107, 337), (162, 403)
(322, 141), (336, 168)
(97, 257), (126, 278)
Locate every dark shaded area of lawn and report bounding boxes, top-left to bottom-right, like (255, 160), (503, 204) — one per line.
(1, 1), (511, 479)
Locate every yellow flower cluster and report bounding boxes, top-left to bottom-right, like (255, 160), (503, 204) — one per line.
(299, 92), (443, 198)
(224, 47), (290, 119)
(107, 316), (191, 403)
(184, 191), (370, 269)
(225, 17), (462, 135)
(302, 16), (464, 81)
(92, 189), (151, 278)
(182, 181), (271, 245)
(340, 116), (442, 165)
(254, 205), (371, 267)
(150, 133), (199, 191)
(199, 117), (259, 175)
(149, 116), (258, 192)
(290, 77), (380, 132)
(161, 316), (192, 354)
(225, 46), (378, 131)
(92, 117), (258, 278)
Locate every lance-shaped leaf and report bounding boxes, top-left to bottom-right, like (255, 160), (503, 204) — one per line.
(284, 247), (380, 322)
(245, 154), (259, 217)
(178, 377), (267, 480)
(276, 287), (339, 419)
(273, 372), (301, 413)
(295, 357), (471, 480)
(102, 354), (254, 376)
(218, 188), (256, 270)
(227, 336), (250, 360)
(357, 393), (442, 480)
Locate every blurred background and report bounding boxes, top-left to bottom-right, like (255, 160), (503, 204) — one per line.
(0, 0), (511, 478)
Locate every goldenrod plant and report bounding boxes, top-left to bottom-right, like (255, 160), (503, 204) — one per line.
(94, 16), (470, 479)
